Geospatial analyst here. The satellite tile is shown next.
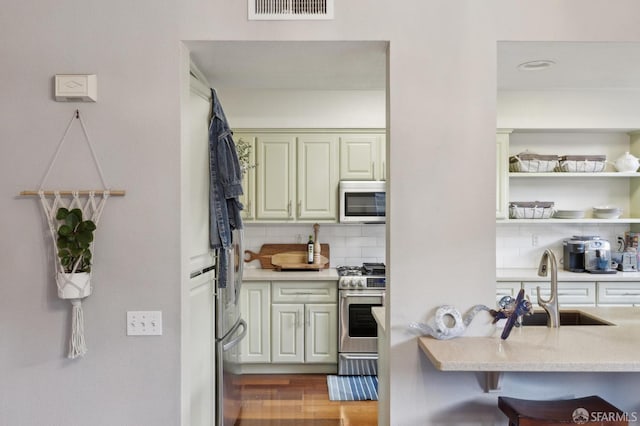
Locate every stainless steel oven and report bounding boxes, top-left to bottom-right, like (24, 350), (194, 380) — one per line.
(337, 264), (386, 375)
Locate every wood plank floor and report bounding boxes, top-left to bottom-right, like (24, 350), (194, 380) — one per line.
(234, 374), (378, 426)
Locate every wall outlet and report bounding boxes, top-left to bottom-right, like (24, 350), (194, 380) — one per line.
(127, 311), (162, 336)
(531, 234), (539, 247)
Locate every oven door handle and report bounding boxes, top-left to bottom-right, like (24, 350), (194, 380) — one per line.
(341, 292), (385, 299)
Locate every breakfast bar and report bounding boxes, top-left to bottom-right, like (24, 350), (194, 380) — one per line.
(418, 307), (640, 391)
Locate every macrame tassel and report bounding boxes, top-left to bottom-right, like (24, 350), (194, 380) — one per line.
(68, 299), (87, 359)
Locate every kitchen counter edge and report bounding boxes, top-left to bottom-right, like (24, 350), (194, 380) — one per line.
(497, 268), (640, 282)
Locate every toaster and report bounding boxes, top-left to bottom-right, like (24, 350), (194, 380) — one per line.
(618, 251), (638, 272)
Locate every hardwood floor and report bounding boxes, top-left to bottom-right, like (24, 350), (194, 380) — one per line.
(234, 374), (378, 426)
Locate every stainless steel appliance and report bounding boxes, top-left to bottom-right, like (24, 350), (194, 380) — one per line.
(339, 181), (386, 223)
(337, 263), (386, 375)
(584, 238), (616, 274)
(215, 229), (247, 426)
(563, 236), (600, 272)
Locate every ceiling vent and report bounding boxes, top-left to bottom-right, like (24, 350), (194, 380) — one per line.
(248, 0), (334, 20)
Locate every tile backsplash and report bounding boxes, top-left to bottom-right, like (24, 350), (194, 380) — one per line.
(244, 223), (385, 268)
(496, 222), (630, 269)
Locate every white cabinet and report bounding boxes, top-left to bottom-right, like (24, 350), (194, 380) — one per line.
(339, 133), (386, 181)
(297, 134), (340, 220)
(237, 130), (349, 222)
(239, 282), (271, 363)
(255, 134), (297, 220)
(523, 281), (597, 307)
(597, 282), (640, 306)
(496, 130), (511, 219)
(271, 281), (337, 364)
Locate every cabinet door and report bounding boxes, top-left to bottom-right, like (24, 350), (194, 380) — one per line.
(496, 131), (510, 219)
(239, 282), (271, 363)
(339, 134), (382, 180)
(496, 281), (521, 303)
(597, 282), (640, 306)
(271, 303), (304, 363)
(523, 282), (596, 307)
(234, 133), (256, 221)
(297, 135), (339, 220)
(305, 303), (337, 363)
(256, 135), (296, 220)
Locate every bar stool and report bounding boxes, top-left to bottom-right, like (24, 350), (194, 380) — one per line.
(498, 395), (628, 426)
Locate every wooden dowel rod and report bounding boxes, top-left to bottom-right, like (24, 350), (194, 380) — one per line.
(19, 190), (126, 196)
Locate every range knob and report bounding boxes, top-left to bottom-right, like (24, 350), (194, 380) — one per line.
(357, 279), (366, 288)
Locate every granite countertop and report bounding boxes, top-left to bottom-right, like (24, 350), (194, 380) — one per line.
(419, 307), (640, 372)
(497, 268), (640, 282)
(243, 267), (339, 281)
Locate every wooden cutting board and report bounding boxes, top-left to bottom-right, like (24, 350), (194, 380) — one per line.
(271, 252), (329, 271)
(244, 243), (330, 269)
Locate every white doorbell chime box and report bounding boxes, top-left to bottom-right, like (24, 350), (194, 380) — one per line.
(55, 74), (97, 102)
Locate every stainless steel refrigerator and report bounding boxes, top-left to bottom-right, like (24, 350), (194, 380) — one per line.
(215, 229), (247, 426)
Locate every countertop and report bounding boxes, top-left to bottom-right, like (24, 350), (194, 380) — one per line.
(497, 268), (640, 282)
(243, 267), (339, 281)
(419, 307), (640, 372)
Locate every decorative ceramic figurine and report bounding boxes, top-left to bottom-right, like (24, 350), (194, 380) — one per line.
(408, 304), (491, 340)
(614, 152), (640, 172)
(499, 289), (533, 340)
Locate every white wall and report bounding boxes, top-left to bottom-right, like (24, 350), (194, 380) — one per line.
(3, 1), (640, 425)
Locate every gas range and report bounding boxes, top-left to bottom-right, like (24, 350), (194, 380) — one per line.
(337, 263), (386, 290)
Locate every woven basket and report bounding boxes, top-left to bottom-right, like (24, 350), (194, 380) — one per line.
(509, 153), (559, 173)
(509, 201), (555, 219)
(557, 155), (606, 172)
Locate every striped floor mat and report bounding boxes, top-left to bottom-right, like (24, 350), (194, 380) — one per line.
(326, 375), (378, 401)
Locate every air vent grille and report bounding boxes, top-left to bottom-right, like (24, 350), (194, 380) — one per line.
(249, 0), (334, 20)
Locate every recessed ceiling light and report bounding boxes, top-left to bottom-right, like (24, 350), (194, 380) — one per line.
(517, 60), (556, 71)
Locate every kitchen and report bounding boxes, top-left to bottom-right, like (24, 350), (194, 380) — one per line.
(6, 3), (640, 426)
(186, 40), (388, 425)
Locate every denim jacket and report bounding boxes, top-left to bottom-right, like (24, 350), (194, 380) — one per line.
(209, 88), (243, 287)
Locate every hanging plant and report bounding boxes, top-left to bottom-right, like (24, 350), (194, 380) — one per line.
(56, 207), (96, 273)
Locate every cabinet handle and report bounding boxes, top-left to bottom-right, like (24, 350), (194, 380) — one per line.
(288, 200), (292, 217)
(372, 161), (375, 179)
(306, 310), (310, 327)
(297, 201), (301, 217)
(382, 161), (386, 180)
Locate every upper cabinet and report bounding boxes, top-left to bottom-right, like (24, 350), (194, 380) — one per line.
(497, 129), (640, 224)
(339, 133), (386, 181)
(235, 129), (382, 223)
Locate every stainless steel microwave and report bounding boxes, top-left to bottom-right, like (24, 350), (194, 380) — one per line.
(339, 181), (386, 223)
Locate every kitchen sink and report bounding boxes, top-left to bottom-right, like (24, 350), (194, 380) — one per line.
(521, 310), (612, 326)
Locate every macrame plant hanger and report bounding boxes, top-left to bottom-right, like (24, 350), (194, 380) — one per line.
(20, 109), (125, 359)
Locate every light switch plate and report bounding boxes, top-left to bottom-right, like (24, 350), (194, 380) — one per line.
(127, 311), (163, 336)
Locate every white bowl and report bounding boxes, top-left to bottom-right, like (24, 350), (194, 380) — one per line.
(553, 210), (585, 219)
(592, 207), (622, 219)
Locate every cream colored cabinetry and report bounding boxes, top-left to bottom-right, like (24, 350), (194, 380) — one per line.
(596, 282), (640, 306)
(523, 282), (597, 307)
(499, 130), (640, 224)
(496, 281), (521, 303)
(496, 130), (511, 219)
(238, 282), (271, 363)
(236, 131), (344, 222)
(271, 281), (337, 364)
(339, 133), (386, 181)
(297, 134), (340, 220)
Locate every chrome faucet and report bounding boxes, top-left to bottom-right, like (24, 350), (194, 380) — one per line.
(537, 249), (560, 328)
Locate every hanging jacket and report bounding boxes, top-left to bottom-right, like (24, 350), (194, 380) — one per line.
(209, 88), (244, 287)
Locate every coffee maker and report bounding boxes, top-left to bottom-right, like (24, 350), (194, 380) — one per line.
(563, 236), (600, 272)
(584, 238), (616, 274)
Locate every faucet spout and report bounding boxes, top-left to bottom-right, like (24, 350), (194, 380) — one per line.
(537, 249), (560, 328)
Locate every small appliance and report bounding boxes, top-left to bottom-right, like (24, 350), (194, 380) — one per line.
(339, 181), (386, 224)
(563, 236), (600, 272)
(584, 238), (616, 274)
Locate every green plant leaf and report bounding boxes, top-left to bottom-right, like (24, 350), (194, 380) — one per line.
(56, 207), (69, 220)
(58, 224), (72, 236)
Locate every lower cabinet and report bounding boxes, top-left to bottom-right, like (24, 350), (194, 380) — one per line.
(271, 303), (337, 363)
(523, 282), (596, 307)
(239, 280), (338, 369)
(496, 280), (640, 307)
(597, 281), (640, 306)
(239, 281), (271, 364)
